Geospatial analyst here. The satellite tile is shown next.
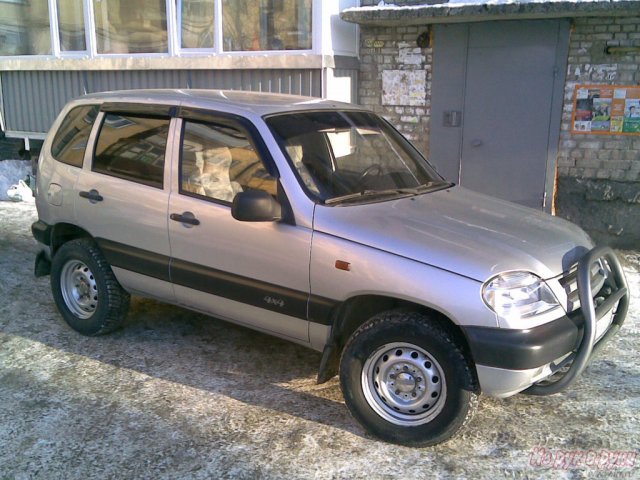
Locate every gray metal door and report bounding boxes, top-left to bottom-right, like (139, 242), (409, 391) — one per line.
(431, 20), (569, 210)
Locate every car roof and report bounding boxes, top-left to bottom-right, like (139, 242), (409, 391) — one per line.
(79, 89), (363, 117)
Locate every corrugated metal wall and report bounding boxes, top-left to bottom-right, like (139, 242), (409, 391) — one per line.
(2, 71), (86, 134)
(1, 69), (322, 135)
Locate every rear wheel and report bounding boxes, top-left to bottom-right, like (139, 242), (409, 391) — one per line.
(340, 310), (478, 447)
(51, 238), (129, 335)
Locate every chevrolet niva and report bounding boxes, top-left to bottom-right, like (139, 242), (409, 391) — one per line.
(32, 90), (629, 446)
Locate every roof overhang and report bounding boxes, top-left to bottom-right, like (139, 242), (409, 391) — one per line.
(341, 1), (640, 26)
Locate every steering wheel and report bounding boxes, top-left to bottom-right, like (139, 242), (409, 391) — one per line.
(356, 164), (383, 186)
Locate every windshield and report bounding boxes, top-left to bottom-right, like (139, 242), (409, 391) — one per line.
(266, 110), (448, 204)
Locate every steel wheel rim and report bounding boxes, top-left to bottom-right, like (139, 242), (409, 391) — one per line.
(362, 342), (447, 426)
(60, 260), (98, 319)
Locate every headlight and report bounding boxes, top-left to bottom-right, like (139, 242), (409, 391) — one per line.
(482, 271), (560, 321)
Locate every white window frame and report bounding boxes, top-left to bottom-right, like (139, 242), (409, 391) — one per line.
(175, 0), (217, 53)
(175, 0), (317, 57)
(0, 0), (319, 60)
(51, 0), (91, 57)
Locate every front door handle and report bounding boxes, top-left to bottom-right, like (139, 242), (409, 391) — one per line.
(79, 189), (103, 203)
(471, 139), (483, 148)
(170, 212), (200, 226)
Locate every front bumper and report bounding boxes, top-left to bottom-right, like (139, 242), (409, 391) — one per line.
(466, 246), (629, 398)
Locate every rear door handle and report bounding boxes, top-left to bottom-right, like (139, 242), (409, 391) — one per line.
(79, 189), (103, 203)
(170, 212), (200, 226)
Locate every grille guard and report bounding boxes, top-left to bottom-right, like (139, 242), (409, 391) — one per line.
(523, 246), (629, 396)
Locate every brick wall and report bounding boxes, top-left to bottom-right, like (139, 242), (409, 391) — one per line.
(555, 16), (640, 247)
(358, 26), (433, 156)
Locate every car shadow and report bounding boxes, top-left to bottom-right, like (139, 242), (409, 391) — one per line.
(10, 293), (365, 439)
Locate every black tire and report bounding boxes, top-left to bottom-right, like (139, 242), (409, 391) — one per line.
(339, 310), (478, 447)
(51, 238), (130, 336)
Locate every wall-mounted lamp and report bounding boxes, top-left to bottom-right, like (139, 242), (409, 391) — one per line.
(605, 46), (640, 55)
(417, 30), (430, 49)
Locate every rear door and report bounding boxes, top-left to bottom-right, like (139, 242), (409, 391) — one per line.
(167, 111), (312, 341)
(74, 105), (175, 300)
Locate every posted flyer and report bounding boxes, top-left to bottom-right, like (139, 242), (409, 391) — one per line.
(571, 85), (640, 135)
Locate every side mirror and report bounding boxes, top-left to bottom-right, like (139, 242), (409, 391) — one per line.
(231, 191), (282, 222)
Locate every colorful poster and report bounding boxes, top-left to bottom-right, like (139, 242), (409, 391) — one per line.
(571, 85), (640, 136)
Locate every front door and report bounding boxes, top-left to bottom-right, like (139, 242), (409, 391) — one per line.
(167, 114), (312, 341)
(430, 20), (569, 209)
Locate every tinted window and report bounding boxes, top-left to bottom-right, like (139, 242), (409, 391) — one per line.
(180, 119), (276, 203)
(51, 105), (99, 168)
(94, 114), (170, 189)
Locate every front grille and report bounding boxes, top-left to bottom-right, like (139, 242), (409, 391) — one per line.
(559, 259), (608, 313)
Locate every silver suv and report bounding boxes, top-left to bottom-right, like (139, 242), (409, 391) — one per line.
(32, 90), (629, 446)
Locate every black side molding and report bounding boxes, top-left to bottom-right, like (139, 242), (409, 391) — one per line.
(94, 238), (338, 325)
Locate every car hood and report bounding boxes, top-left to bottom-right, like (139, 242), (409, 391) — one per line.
(313, 186), (594, 282)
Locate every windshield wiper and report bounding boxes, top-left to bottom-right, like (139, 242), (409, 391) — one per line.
(325, 188), (415, 205)
(324, 182), (454, 205)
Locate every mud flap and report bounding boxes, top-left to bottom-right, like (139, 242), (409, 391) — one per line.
(34, 251), (51, 277)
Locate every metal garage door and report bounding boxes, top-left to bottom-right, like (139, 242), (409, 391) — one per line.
(430, 20), (569, 210)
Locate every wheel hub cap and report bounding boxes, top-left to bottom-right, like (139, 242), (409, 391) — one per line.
(394, 372), (417, 393)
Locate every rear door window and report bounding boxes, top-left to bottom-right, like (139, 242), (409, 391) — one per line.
(93, 113), (170, 189)
(50, 105), (99, 167)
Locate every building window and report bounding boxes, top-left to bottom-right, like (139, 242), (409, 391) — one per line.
(92, 0), (168, 54)
(0, 0), (317, 58)
(222, 0), (311, 52)
(179, 0), (215, 49)
(57, 0), (87, 51)
(0, 1), (52, 55)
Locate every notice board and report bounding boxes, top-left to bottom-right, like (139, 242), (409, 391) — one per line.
(571, 85), (640, 135)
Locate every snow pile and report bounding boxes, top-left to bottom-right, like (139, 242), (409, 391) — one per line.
(0, 160), (32, 201)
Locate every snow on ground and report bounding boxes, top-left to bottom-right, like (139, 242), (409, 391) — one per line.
(359, 0), (615, 10)
(0, 201), (638, 479)
(0, 159), (32, 201)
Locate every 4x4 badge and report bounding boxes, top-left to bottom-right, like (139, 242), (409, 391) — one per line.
(264, 296), (285, 308)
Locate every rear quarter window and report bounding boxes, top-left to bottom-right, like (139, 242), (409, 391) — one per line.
(50, 105), (99, 167)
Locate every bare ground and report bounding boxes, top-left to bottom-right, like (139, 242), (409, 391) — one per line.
(0, 201), (638, 480)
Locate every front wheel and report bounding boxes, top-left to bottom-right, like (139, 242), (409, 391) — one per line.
(340, 311), (478, 447)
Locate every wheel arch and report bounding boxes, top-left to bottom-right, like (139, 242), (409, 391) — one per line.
(51, 223), (93, 256)
(317, 294), (479, 389)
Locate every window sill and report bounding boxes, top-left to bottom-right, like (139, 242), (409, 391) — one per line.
(0, 53), (337, 71)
